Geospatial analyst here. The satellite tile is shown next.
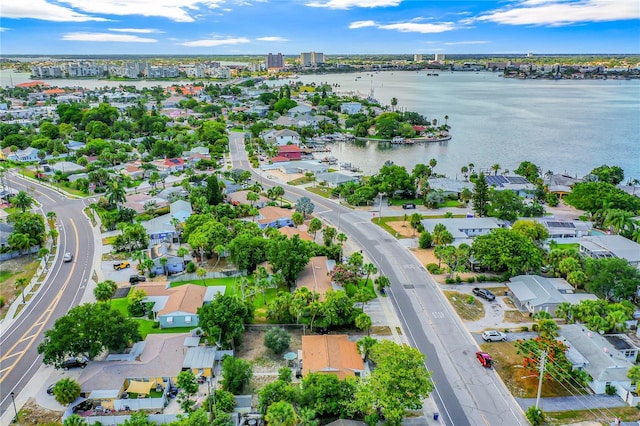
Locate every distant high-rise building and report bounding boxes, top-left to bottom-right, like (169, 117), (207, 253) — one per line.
(414, 54), (423, 62)
(300, 51), (325, 66)
(434, 53), (445, 62)
(266, 53), (284, 69)
(527, 52), (534, 57)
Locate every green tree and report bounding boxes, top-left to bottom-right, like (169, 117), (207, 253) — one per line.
(308, 218), (322, 240)
(266, 234), (313, 286)
(511, 220), (550, 246)
(38, 303), (140, 365)
(409, 212), (423, 235)
(292, 211), (304, 227)
(52, 377), (81, 406)
(584, 257), (640, 301)
(589, 164), (624, 185)
(471, 228), (544, 276)
(301, 373), (357, 418)
(357, 336), (378, 362)
(265, 401), (298, 426)
(105, 180), (127, 210)
(12, 190), (34, 212)
(525, 406), (545, 426)
(295, 196), (315, 218)
(374, 275), (390, 293)
(15, 277), (28, 303)
(355, 312), (372, 335)
(628, 365), (640, 391)
(177, 370), (200, 413)
(93, 280), (117, 304)
(264, 327), (291, 355)
(63, 414), (88, 426)
(198, 294), (254, 350)
(221, 355), (253, 394)
(472, 173), (489, 217)
(258, 379), (299, 414)
(514, 161), (540, 183)
(322, 226), (337, 246)
(354, 340), (433, 425)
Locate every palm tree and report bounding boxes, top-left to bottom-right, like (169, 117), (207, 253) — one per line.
(491, 163), (500, 176)
(429, 158), (437, 174)
(444, 115), (449, 127)
(9, 232), (32, 256)
(603, 209), (635, 234)
(390, 97), (398, 111)
(196, 267), (207, 285)
(460, 166), (469, 181)
(355, 312), (373, 336)
(16, 277), (28, 303)
(105, 180), (127, 210)
(94, 280), (117, 304)
(159, 257), (169, 276)
(246, 191), (259, 208)
(12, 190), (34, 212)
(363, 262), (378, 285)
(49, 228), (59, 246)
(177, 246), (189, 265)
(46, 211), (57, 226)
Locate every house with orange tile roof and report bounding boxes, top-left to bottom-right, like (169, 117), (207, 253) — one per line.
(256, 206), (294, 229)
(15, 81), (48, 88)
(277, 226), (312, 241)
(296, 256), (335, 301)
(301, 335), (365, 380)
(135, 282), (224, 328)
(44, 88), (66, 96)
(227, 190), (270, 208)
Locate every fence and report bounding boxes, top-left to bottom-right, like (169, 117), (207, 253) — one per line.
(0, 246), (40, 261)
(167, 269), (245, 282)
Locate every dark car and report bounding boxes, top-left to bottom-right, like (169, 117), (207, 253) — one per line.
(61, 357), (88, 370)
(47, 383), (55, 395)
(129, 275), (146, 284)
(402, 203), (416, 209)
(472, 287), (496, 302)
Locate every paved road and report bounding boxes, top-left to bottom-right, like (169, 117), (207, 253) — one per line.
(230, 132), (528, 426)
(0, 172), (96, 423)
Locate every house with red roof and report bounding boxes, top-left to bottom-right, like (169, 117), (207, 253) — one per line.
(277, 145), (302, 161)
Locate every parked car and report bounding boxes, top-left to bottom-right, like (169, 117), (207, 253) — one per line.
(476, 351), (494, 368)
(61, 356), (88, 370)
(113, 261), (130, 271)
(472, 287), (496, 301)
(46, 383), (55, 395)
(482, 330), (507, 342)
(129, 275), (146, 284)
(402, 203), (416, 209)
(63, 252), (73, 263)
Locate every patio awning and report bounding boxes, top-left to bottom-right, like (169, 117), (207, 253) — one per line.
(126, 380), (155, 395)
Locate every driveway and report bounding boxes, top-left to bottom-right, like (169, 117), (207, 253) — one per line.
(101, 260), (136, 285)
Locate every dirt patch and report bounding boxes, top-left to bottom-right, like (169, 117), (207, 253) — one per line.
(14, 398), (62, 425)
(504, 310), (530, 324)
(0, 256), (40, 320)
(444, 291), (485, 321)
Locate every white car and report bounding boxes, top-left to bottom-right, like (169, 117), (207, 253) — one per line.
(482, 330), (507, 342)
(63, 252), (73, 263)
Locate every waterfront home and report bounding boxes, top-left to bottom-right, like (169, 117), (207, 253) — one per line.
(484, 175), (535, 198)
(340, 102), (362, 115)
(427, 177), (474, 197)
(262, 129), (301, 146)
(277, 145), (303, 161)
(579, 235), (640, 269)
(315, 171), (361, 188)
(545, 173), (583, 199)
(506, 275), (598, 317)
(528, 217), (593, 239)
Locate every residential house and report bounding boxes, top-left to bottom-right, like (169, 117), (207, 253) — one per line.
(287, 104), (313, 117)
(135, 282), (223, 328)
(272, 116), (298, 127)
(278, 226), (313, 241)
(484, 175), (536, 198)
(420, 217), (506, 245)
(183, 345), (217, 379)
(154, 157), (186, 174)
(44, 161), (85, 174)
(279, 160), (328, 176)
(427, 177), (474, 197)
(256, 206), (295, 229)
(124, 193), (169, 214)
(297, 256), (335, 301)
(559, 324), (636, 404)
(66, 140), (86, 153)
(315, 171), (361, 188)
(7, 147), (40, 163)
(546, 174), (583, 199)
(170, 200), (193, 223)
(227, 190), (270, 209)
(529, 217), (593, 239)
(141, 214), (177, 244)
(506, 275), (598, 317)
(0, 222), (14, 249)
(340, 102), (362, 115)
(144, 243), (190, 275)
(579, 235), (640, 269)
(263, 129), (301, 146)
(301, 335), (365, 379)
(277, 145), (303, 161)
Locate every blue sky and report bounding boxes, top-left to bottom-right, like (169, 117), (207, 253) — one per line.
(1, 0), (639, 55)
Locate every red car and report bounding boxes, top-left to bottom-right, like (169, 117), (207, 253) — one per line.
(476, 351), (494, 368)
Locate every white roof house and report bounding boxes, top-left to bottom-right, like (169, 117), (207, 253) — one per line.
(506, 275), (598, 316)
(530, 217), (593, 239)
(579, 235), (640, 268)
(420, 217), (506, 244)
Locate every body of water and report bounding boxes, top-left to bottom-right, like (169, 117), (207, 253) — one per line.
(2, 69), (639, 180)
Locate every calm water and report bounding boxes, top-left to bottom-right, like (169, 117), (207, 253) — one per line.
(2, 69), (639, 180)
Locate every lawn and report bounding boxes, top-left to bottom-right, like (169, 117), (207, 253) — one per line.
(110, 297), (194, 339)
(344, 279), (377, 300)
(479, 341), (585, 398)
(0, 270), (16, 283)
(545, 406), (640, 425)
(306, 186), (333, 198)
(287, 176), (315, 185)
(443, 291), (485, 321)
(170, 276), (236, 290)
(552, 243), (580, 250)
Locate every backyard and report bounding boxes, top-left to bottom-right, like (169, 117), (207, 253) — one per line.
(0, 256), (40, 320)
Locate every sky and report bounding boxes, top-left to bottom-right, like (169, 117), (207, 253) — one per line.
(1, 0), (639, 55)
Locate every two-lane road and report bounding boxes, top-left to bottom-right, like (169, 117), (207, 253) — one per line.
(229, 132), (527, 425)
(0, 173), (95, 421)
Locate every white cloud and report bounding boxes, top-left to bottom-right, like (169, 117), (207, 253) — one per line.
(181, 36), (250, 47)
(444, 40), (489, 45)
(58, 0), (226, 23)
(256, 36), (288, 42)
(62, 32), (157, 42)
(476, 0), (640, 26)
(306, 0), (401, 10)
(0, 27), (8, 32)
(349, 20), (377, 29)
(108, 28), (160, 33)
(3, 0), (106, 22)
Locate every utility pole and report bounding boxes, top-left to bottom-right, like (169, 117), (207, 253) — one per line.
(535, 350), (547, 409)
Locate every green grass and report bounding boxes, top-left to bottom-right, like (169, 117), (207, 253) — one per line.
(344, 279), (377, 300)
(437, 200), (464, 208)
(287, 176), (316, 185)
(552, 243), (580, 250)
(171, 276), (236, 290)
(306, 186), (333, 198)
(387, 198), (422, 206)
(0, 270), (15, 283)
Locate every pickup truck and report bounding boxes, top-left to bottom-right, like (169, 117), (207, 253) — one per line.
(473, 287), (496, 301)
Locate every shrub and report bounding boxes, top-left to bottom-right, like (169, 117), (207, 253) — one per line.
(264, 327), (291, 355)
(476, 274), (487, 282)
(426, 263), (441, 274)
(455, 275), (462, 283)
(152, 322), (160, 329)
(520, 326), (529, 332)
(466, 296), (475, 304)
(186, 262), (197, 273)
(605, 384), (617, 395)
(445, 277), (455, 284)
(0, 296), (4, 308)
(418, 231), (433, 249)
(466, 277), (475, 283)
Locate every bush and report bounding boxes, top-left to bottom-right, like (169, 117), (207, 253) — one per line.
(445, 277), (455, 284)
(418, 231), (433, 249)
(186, 262), (197, 273)
(520, 326), (529, 332)
(466, 277), (475, 283)
(426, 263), (441, 274)
(152, 322), (160, 329)
(455, 275), (462, 283)
(476, 274), (487, 282)
(264, 327), (291, 355)
(605, 384), (617, 395)
(466, 295), (475, 304)
(0, 296), (4, 308)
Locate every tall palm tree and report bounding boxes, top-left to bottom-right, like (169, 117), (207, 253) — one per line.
(390, 97), (398, 111)
(105, 180), (126, 210)
(491, 163), (501, 176)
(363, 262), (378, 285)
(16, 277), (28, 303)
(9, 232), (32, 256)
